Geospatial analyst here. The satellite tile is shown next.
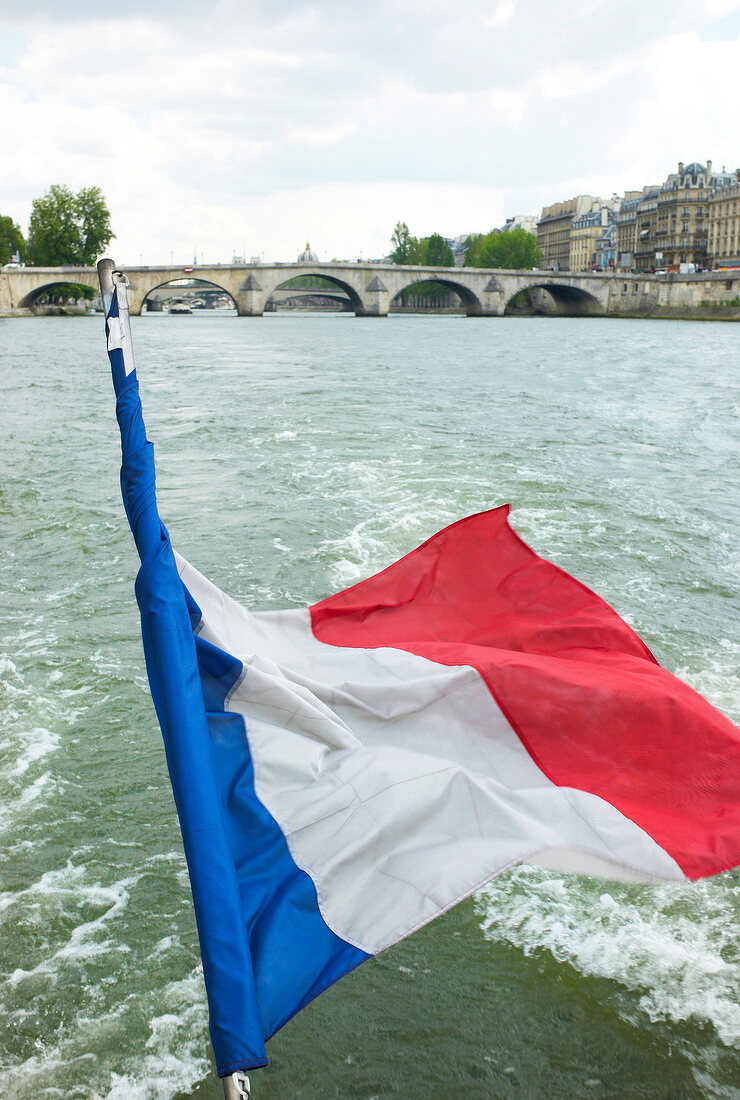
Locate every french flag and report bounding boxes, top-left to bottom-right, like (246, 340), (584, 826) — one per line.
(102, 273), (739, 1080)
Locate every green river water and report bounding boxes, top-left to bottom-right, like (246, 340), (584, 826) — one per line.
(0, 312), (737, 1099)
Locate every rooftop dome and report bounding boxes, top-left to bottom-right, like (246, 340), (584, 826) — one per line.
(298, 242), (318, 262)
(683, 162), (706, 180)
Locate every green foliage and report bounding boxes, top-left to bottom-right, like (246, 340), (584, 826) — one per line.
(406, 236), (425, 264)
(390, 225), (456, 301)
(425, 232), (455, 268)
(413, 234), (455, 300)
(390, 221), (413, 264)
(35, 283), (95, 305)
(390, 225), (455, 268)
(465, 227), (541, 270)
(28, 184), (113, 266)
(0, 214), (27, 265)
(462, 233), (485, 267)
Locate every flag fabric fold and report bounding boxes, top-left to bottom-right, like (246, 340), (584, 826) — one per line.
(103, 284), (740, 1076)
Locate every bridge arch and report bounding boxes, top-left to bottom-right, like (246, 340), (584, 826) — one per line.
(265, 271), (364, 316)
(503, 281), (604, 317)
(19, 277), (98, 310)
(391, 273), (483, 315)
(265, 290), (352, 312)
(141, 277), (237, 312)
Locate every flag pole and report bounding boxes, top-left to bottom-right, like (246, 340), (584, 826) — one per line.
(97, 257), (116, 314)
(222, 1072), (251, 1099)
(97, 259), (254, 1100)
(98, 259), (136, 379)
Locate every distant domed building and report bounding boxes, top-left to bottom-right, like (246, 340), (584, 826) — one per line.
(298, 242), (319, 263)
(682, 161), (706, 186)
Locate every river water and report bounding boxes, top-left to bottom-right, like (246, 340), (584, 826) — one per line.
(0, 312), (738, 1099)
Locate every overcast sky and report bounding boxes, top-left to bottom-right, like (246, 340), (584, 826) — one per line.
(1, 0), (739, 264)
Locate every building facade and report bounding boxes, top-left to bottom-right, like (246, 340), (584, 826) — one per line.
(450, 234), (472, 266)
(499, 214), (538, 236)
(707, 170), (740, 269)
(537, 196), (600, 271)
(594, 219), (617, 271)
(616, 190), (646, 270)
(569, 206), (620, 271)
(633, 186), (662, 271)
(653, 162), (710, 270)
(654, 161), (735, 271)
(617, 162), (737, 272)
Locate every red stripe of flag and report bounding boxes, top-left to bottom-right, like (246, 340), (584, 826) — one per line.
(311, 507), (740, 880)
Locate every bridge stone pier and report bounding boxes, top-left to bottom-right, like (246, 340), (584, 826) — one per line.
(2, 262), (739, 319)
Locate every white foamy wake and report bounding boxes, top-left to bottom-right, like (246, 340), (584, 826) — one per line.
(676, 638), (740, 726)
(318, 496), (473, 591)
(0, 967), (210, 1100)
(101, 969), (210, 1100)
(3, 862), (139, 986)
(0, 854), (210, 1100)
(8, 726), (61, 778)
(0, 654), (64, 833)
(476, 866), (740, 1049)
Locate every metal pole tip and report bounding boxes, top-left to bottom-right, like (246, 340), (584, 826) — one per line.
(222, 1070), (251, 1099)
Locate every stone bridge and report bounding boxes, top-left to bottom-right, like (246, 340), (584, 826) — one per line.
(2, 262), (739, 318)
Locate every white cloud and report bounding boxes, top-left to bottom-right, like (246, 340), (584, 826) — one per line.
(485, 1), (517, 30)
(0, 0), (738, 262)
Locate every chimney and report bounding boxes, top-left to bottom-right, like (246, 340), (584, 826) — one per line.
(706, 159), (712, 180)
(678, 161), (684, 175)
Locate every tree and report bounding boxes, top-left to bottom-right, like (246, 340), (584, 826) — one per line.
(390, 221), (413, 264)
(75, 186), (113, 264)
(406, 235), (426, 264)
(27, 184), (113, 266)
(390, 225), (454, 268)
(425, 232), (455, 268)
(494, 227), (541, 269)
(408, 233), (455, 301)
(389, 224), (460, 305)
(464, 227), (541, 270)
(463, 233), (483, 267)
(0, 214), (26, 265)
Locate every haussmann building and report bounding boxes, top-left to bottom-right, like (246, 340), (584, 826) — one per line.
(620, 160), (737, 273)
(707, 168), (740, 271)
